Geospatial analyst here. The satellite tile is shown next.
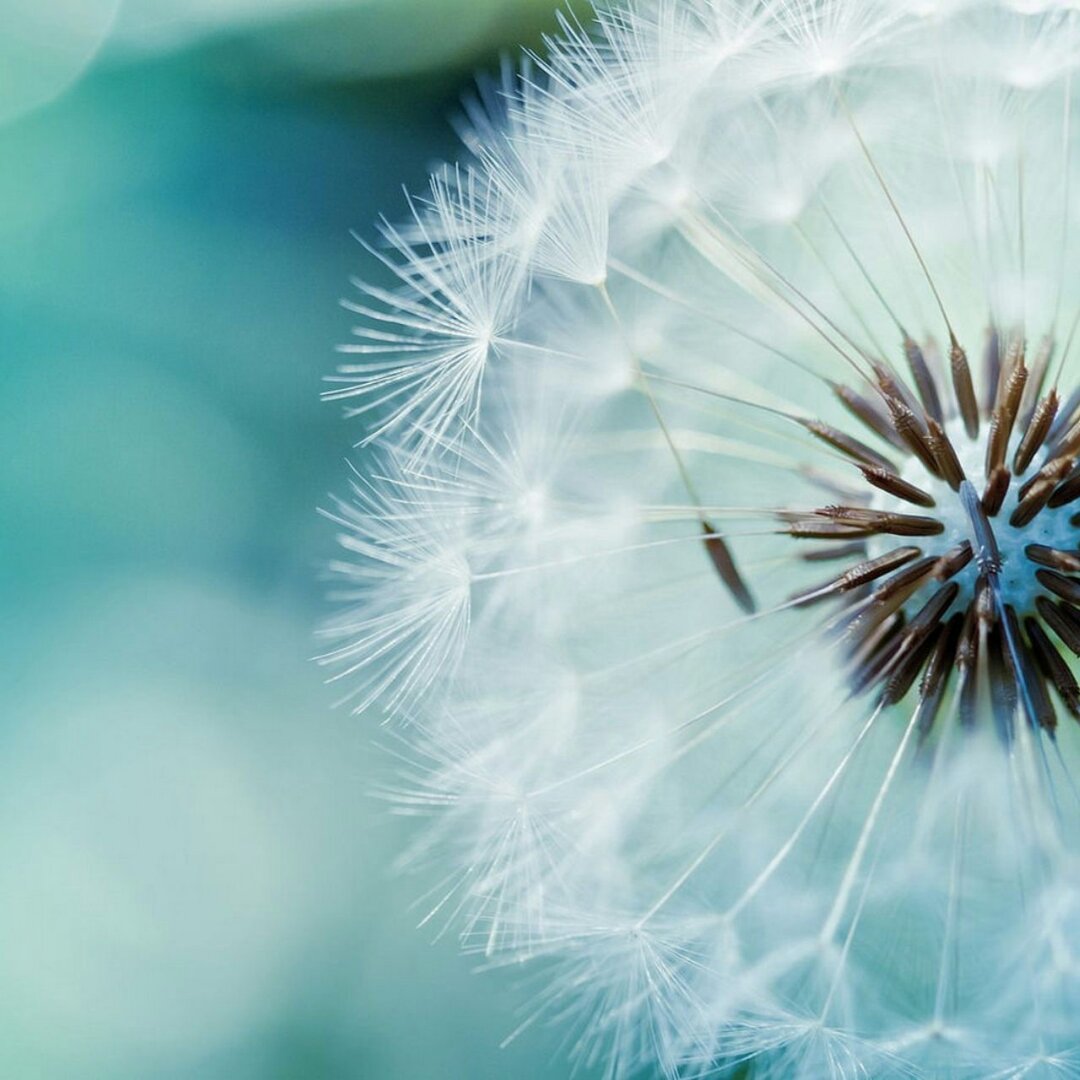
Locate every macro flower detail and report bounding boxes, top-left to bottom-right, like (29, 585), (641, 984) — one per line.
(326, 2), (1080, 1077)
(764, 335), (1080, 739)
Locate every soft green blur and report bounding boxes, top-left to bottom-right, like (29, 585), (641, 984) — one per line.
(0, 3), (593, 1077)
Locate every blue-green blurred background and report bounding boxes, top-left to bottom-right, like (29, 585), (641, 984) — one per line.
(0, 3), (589, 1076)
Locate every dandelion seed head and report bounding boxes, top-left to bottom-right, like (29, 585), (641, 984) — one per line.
(326, 0), (1080, 1075)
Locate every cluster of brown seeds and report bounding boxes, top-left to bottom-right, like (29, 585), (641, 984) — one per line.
(702, 330), (1080, 740)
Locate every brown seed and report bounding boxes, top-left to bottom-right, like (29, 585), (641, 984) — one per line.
(985, 357), (1027, 475)
(701, 521), (756, 614)
(788, 546), (922, 607)
(981, 466), (1011, 517)
(1035, 596), (1080, 655)
(925, 416), (965, 490)
(1046, 466), (1080, 508)
(801, 419), (897, 473)
(1048, 386), (1080, 444)
(932, 541), (973, 582)
(1036, 567), (1080, 606)
(864, 555), (940, 612)
(834, 547), (925, 590)
(1011, 457), (1075, 527)
(1026, 616), (1080, 719)
(1049, 417), (1080, 462)
(839, 557), (940, 644)
(832, 383), (908, 451)
(880, 582), (959, 703)
(1025, 545), (1080, 574)
(903, 334), (944, 423)
(986, 618), (1017, 742)
(884, 623), (943, 704)
(993, 336), (1023, 408)
(905, 580), (960, 640)
(1003, 604), (1056, 732)
(951, 336), (980, 439)
(885, 394), (943, 477)
(1013, 389), (1059, 475)
(859, 466), (936, 508)
(974, 573), (996, 627)
(917, 613), (963, 739)
(1010, 479), (1056, 527)
(982, 327), (1002, 417)
(847, 613), (906, 696)
(1018, 455), (1074, 500)
(872, 361), (915, 413)
(957, 605), (980, 728)
(818, 506), (945, 537)
(1018, 334), (1054, 429)
(787, 520), (883, 540)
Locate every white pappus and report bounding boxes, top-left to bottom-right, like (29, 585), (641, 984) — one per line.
(325, 2), (1080, 1077)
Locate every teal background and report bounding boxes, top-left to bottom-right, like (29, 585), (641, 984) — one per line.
(0, 4), (596, 1077)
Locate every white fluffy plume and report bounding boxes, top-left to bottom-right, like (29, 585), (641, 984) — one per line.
(326, 2), (1080, 1076)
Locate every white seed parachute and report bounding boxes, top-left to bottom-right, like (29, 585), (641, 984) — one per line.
(325, 3), (1080, 1076)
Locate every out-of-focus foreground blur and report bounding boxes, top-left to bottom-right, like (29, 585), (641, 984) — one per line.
(0, 3), (592, 1076)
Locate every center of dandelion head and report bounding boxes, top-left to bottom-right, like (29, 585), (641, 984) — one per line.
(704, 329), (1080, 741)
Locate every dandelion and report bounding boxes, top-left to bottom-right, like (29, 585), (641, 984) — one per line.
(327, 2), (1080, 1076)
